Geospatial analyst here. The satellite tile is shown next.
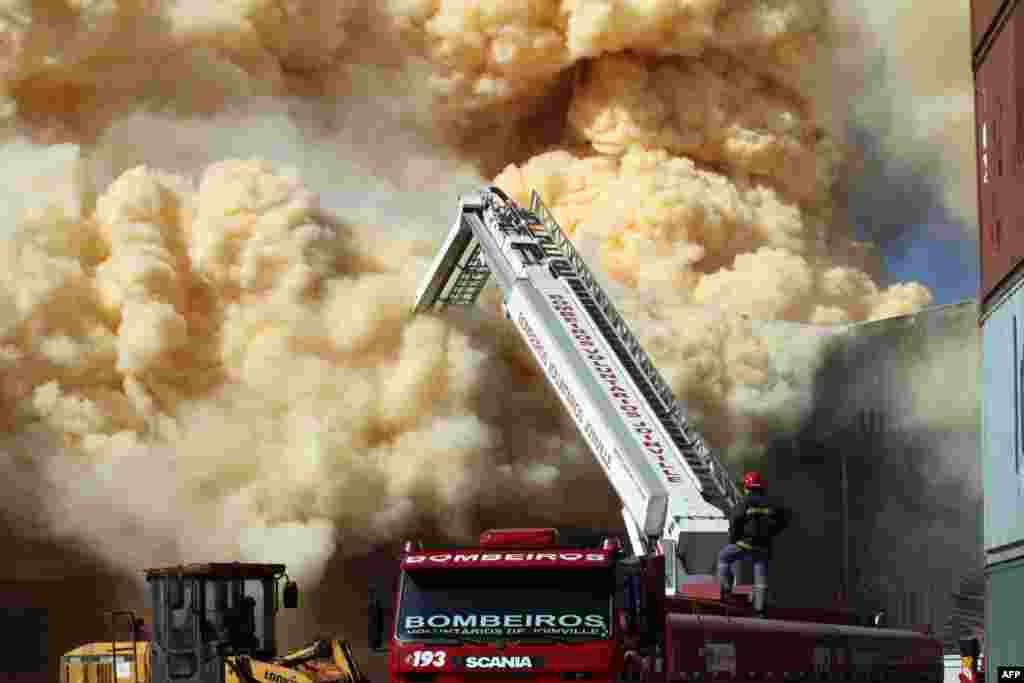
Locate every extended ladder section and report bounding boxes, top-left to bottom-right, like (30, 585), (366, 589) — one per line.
(413, 188), (742, 592)
(526, 194), (742, 515)
(413, 211), (491, 311)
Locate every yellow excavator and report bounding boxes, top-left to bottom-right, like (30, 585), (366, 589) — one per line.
(60, 562), (369, 683)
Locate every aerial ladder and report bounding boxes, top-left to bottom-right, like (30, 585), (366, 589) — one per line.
(412, 187), (743, 595)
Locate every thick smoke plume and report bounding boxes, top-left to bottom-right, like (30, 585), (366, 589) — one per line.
(767, 303), (982, 626)
(837, 0), (977, 240)
(0, 0), (973, 662)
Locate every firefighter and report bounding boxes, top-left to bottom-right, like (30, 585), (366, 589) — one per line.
(717, 471), (791, 614)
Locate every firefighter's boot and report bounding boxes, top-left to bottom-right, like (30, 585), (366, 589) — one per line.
(752, 585), (767, 615)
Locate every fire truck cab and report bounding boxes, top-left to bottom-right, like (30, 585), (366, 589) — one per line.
(368, 527), (943, 682)
(369, 528), (664, 683)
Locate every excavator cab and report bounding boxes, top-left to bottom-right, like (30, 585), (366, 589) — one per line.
(146, 563), (297, 683)
(62, 562), (368, 683)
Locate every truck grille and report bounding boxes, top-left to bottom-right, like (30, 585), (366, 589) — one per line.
(486, 674), (533, 680)
(401, 676), (537, 683)
(403, 673), (594, 682)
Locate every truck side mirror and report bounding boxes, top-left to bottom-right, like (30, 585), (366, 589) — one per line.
(166, 577), (185, 610)
(368, 590), (385, 652)
(283, 581), (299, 609)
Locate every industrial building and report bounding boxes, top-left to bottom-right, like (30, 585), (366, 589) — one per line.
(756, 303), (983, 650)
(972, 0), (1024, 676)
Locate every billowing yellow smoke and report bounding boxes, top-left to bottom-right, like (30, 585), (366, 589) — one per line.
(0, 0), (966, 592)
(495, 147), (930, 324)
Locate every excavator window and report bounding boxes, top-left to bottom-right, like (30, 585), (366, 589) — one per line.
(199, 578), (271, 656)
(163, 579), (197, 678)
(148, 572), (282, 681)
(166, 580), (195, 650)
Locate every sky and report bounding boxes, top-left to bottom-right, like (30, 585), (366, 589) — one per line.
(885, 222), (979, 305)
(835, 0), (979, 308)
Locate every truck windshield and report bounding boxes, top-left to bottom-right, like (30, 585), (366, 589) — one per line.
(396, 567), (613, 643)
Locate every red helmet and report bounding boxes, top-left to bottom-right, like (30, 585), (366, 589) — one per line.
(743, 471), (764, 490)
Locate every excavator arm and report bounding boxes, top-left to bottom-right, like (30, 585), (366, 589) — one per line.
(226, 639), (368, 683)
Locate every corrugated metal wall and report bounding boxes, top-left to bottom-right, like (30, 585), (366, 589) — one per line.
(974, 1), (1024, 680)
(764, 303), (982, 643)
(980, 283), (1024, 552)
(942, 572), (986, 651)
(980, 280), (1024, 676)
(975, 2), (1024, 305)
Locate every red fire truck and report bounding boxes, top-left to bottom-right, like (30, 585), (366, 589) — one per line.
(384, 189), (944, 681)
(369, 527), (941, 681)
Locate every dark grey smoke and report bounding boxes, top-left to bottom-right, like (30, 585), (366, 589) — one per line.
(843, 123), (949, 261)
(765, 301), (981, 644)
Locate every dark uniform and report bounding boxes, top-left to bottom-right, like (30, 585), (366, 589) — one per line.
(717, 484), (791, 613)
